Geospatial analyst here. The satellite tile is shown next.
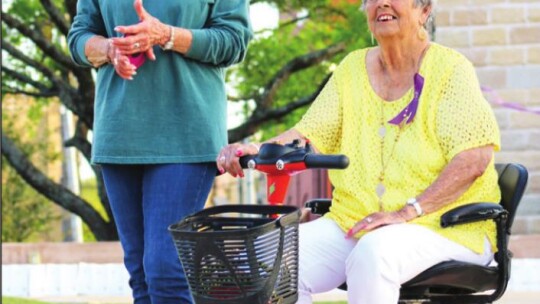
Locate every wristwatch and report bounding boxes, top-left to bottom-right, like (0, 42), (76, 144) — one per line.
(161, 26), (175, 51)
(406, 197), (424, 217)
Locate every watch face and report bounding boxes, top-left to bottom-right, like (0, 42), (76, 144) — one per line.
(161, 41), (173, 51)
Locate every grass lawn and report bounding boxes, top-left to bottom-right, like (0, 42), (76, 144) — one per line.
(2, 297), (52, 304)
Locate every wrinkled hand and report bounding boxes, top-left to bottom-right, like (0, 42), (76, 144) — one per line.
(216, 143), (260, 178)
(108, 40), (137, 80)
(345, 210), (409, 238)
(111, 0), (167, 61)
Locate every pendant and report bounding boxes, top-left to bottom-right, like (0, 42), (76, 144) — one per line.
(378, 126), (386, 137)
(376, 183), (386, 197)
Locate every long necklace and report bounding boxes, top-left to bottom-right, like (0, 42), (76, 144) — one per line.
(375, 73), (425, 211)
(373, 44), (430, 211)
(375, 97), (405, 211)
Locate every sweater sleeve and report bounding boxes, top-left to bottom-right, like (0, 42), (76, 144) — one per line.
(186, 0), (253, 67)
(294, 70), (343, 155)
(67, 0), (107, 67)
(435, 59), (501, 160)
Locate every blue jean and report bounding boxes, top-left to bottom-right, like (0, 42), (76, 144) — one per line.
(101, 163), (215, 304)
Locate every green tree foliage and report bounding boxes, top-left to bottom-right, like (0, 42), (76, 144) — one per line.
(229, 1), (370, 140)
(1, 159), (60, 242)
(1, 102), (60, 242)
(1, 0), (370, 240)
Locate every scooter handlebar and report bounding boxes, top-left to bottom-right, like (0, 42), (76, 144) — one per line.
(239, 154), (349, 170)
(304, 154), (349, 169)
(239, 155), (257, 169)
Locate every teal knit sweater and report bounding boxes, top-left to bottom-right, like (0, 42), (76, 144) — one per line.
(68, 0), (252, 164)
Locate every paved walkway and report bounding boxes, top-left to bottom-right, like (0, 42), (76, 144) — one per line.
(311, 290), (540, 303)
(33, 290), (540, 304)
(11, 237), (540, 304)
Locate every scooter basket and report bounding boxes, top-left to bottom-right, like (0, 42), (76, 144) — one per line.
(168, 205), (300, 304)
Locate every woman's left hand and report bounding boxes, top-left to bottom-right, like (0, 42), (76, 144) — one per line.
(111, 0), (168, 61)
(345, 210), (410, 238)
(216, 143), (260, 178)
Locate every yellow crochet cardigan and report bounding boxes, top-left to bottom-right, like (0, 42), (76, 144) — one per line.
(295, 43), (501, 254)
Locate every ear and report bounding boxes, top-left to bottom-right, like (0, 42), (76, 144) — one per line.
(421, 5), (432, 25)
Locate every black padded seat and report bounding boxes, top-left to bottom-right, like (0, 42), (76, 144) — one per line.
(400, 261), (498, 295)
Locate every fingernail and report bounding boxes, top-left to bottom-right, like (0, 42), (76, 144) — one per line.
(114, 27), (119, 31)
(128, 77), (133, 80)
(239, 173), (244, 178)
(132, 71), (137, 75)
(235, 149), (243, 157)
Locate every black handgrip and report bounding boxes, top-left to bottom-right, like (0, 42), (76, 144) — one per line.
(239, 155), (256, 169)
(304, 154), (349, 169)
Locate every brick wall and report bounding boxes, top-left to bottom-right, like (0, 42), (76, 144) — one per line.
(436, 0), (540, 233)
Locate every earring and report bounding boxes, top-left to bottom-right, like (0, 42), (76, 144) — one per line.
(418, 26), (427, 41)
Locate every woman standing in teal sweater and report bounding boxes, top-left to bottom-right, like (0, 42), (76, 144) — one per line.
(68, 0), (252, 302)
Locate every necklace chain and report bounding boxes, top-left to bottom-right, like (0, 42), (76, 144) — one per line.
(374, 44), (430, 211)
(376, 97), (407, 212)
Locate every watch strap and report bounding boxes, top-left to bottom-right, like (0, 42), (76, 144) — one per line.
(161, 26), (175, 50)
(407, 198), (424, 216)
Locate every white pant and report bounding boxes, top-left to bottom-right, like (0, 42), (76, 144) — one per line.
(297, 217), (493, 304)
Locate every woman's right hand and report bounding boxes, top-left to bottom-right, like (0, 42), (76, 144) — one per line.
(108, 40), (137, 80)
(216, 143), (260, 178)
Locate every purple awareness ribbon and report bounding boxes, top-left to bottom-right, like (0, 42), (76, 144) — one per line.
(388, 73), (424, 126)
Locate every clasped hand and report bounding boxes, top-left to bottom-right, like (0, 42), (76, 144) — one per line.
(108, 0), (167, 79)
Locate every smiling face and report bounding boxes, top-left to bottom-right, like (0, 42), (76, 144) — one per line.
(365, 0), (431, 43)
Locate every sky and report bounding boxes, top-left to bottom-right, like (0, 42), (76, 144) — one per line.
(250, 2), (280, 32)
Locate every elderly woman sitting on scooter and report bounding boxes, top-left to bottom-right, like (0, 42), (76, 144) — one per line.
(217, 0), (500, 303)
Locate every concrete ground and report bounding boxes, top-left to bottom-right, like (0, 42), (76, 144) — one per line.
(33, 290), (540, 304)
(311, 289), (540, 303)
(18, 235), (540, 303)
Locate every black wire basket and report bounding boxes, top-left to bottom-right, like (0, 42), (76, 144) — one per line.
(168, 204), (300, 304)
